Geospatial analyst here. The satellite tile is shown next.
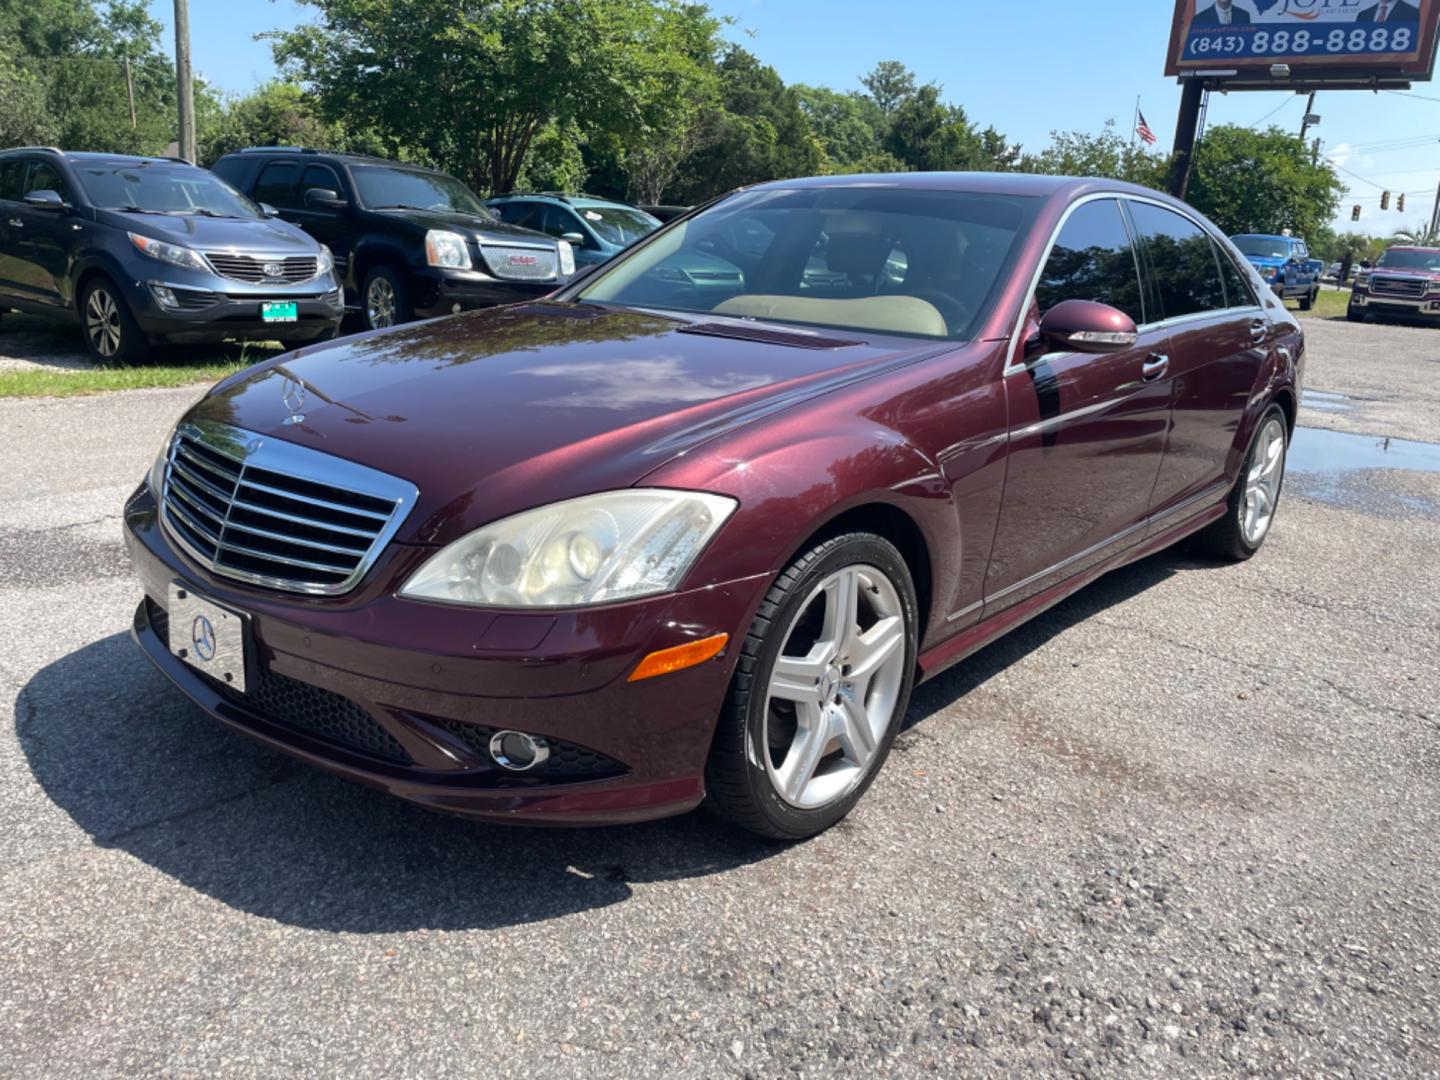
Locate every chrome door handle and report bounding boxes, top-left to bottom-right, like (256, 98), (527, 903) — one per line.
(1249, 319), (1267, 343)
(1142, 354), (1169, 381)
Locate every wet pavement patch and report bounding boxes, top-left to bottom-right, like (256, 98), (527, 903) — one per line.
(1301, 389), (1356, 414)
(1288, 426), (1440, 519)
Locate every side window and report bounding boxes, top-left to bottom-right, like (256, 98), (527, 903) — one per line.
(544, 205), (582, 241)
(253, 162), (299, 207)
(1128, 202), (1226, 320)
(1034, 199), (1145, 325)
(1215, 247), (1258, 309)
(26, 161), (72, 201)
(0, 159), (26, 202)
(1295, 241), (1308, 260)
(505, 201), (545, 231)
(298, 164), (343, 201)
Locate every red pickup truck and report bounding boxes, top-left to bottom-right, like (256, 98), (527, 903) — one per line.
(1349, 245), (1440, 324)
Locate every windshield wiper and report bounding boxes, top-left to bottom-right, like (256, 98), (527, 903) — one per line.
(371, 204), (429, 211)
(177, 209), (240, 218)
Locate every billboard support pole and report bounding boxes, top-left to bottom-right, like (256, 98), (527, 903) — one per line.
(1167, 78), (1205, 200)
(1430, 177), (1440, 237)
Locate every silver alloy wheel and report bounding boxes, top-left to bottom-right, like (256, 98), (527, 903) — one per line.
(366, 276), (396, 328)
(1241, 416), (1286, 546)
(85, 288), (122, 358)
(763, 564), (907, 810)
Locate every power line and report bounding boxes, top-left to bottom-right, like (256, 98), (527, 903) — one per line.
(1383, 89), (1440, 103)
(1247, 95), (1298, 128)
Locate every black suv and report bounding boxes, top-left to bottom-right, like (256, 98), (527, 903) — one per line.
(212, 148), (575, 329)
(0, 148), (343, 362)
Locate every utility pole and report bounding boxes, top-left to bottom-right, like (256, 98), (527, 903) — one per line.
(1430, 176), (1440, 237)
(1167, 78), (1205, 199)
(124, 57), (136, 130)
(173, 0), (195, 162)
(1298, 90), (1317, 144)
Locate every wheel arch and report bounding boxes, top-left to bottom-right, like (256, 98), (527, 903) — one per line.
(351, 241), (411, 291)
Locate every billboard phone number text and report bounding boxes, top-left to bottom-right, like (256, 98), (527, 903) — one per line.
(1186, 25), (1417, 59)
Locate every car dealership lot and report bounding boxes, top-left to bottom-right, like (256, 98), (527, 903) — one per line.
(1, 317), (1437, 1077)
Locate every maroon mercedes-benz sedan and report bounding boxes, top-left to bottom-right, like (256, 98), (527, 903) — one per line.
(123, 173), (1301, 839)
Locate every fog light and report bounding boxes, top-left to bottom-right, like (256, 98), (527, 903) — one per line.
(150, 284), (179, 310)
(489, 730), (550, 772)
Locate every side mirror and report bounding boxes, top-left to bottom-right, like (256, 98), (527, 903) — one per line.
(564, 262), (600, 287)
(23, 189), (67, 212)
(1033, 299), (1137, 356)
(561, 231), (587, 245)
(258, 202), (279, 218)
(303, 187), (348, 211)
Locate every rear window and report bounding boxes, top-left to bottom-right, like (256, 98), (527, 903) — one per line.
(577, 187), (1038, 340)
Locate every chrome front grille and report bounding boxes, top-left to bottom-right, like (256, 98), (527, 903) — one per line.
(1371, 276), (1427, 298)
(479, 243), (559, 282)
(205, 253), (319, 283)
(160, 420), (417, 595)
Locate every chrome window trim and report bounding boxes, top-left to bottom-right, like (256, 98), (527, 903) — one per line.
(1004, 191), (1264, 378)
(158, 419), (419, 597)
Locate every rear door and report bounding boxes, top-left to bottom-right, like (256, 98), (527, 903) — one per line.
(0, 157), (29, 298)
(984, 197), (1175, 612)
(1127, 200), (1269, 526)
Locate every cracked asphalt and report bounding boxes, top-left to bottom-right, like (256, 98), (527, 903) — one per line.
(1, 313), (1437, 1078)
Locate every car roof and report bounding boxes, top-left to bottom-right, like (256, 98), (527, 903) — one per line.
(222, 147), (445, 171)
(0, 148), (192, 167)
(1387, 244), (1440, 252)
(1232, 233), (1297, 240)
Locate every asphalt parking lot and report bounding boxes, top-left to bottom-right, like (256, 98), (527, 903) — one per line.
(2, 313), (1438, 1078)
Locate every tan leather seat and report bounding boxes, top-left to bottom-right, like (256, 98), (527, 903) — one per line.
(713, 294), (947, 338)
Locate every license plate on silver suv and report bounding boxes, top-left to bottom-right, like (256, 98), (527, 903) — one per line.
(167, 583), (249, 693)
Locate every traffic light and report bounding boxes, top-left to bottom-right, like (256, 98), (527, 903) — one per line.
(1381, 191), (1390, 210)
(1398, 194), (1406, 213)
(1352, 205), (1361, 221)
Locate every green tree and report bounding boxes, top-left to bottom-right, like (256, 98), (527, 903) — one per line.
(200, 82), (332, 164)
(671, 46), (822, 201)
(1393, 221), (1440, 245)
(0, 46), (58, 146)
(1185, 124), (1343, 240)
(517, 120), (589, 193)
(270, 0), (684, 195)
(1019, 121), (1165, 187)
(792, 84), (884, 170)
(859, 60), (916, 117)
(1, 0), (180, 154)
(883, 85), (992, 172)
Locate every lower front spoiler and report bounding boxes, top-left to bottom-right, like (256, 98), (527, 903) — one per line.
(1349, 295), (1440, 320)
(129, 600), (705, 827)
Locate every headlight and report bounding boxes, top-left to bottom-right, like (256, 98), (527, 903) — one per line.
(1426, 280), (1440, 294)
(400, 489), (737, 608)
(425, 229), (472, 269)
(558, 239), (575, 277)
(1354, 273), (1370, 288)
(317, 244), (334, 275)
(128, 232), (210, 274)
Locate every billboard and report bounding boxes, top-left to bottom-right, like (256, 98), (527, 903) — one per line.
(1166, 0), (1440, 78)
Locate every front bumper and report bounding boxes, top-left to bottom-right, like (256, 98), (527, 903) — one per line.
(1349, 291), (1440, 319)
(122, 483), (766, 826)
(124, 272), (345, 344)
(408, 267), (562, 319)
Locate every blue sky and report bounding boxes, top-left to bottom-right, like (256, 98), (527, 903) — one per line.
(147, 0), (1439, 235)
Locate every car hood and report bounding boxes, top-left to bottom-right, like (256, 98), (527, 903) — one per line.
(371, 206), (555, 247)
(190, 303), (947, 545)
(1369, 267), (1440, 280)
(1242, 254), (1288, 270)
(99, 210), (317, 252)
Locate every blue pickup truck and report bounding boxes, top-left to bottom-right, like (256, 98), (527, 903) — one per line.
(1231, 234), (1321, 310)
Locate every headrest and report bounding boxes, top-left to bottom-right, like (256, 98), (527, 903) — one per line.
(827, 233), (897, 279)
(712, 294), (947, 338)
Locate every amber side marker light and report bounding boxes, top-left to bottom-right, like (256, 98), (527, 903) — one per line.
(628, 633), (729, 682)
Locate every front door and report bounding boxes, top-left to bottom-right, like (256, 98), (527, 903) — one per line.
(11, 159), (77, 307)
(984, 198), (1173, 612)
(286, 162), (353, 282)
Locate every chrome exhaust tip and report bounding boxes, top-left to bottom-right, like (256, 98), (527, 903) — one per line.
(488, 730), (551, 772)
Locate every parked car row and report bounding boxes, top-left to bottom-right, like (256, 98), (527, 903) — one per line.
(0, 144), (662, 362)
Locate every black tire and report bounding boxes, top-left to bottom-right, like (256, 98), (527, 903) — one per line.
(360, 265), (411, 330)
(79, 277), (148, 364)
(704, 532), (919, 840)
(1193, 405), (1288, 562)
(1299, 288), (1315, 311)
(1346, 304), (1365, 323)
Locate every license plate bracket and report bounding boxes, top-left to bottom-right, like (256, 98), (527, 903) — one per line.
(167, 583), (250, 693)
(261, 301), (298, 323)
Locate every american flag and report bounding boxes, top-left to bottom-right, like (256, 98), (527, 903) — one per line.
(1136, 111), (1158, 145)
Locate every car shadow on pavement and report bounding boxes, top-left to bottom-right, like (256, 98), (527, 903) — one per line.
(16, 547), (1207, 934)
(15, 632), (782, 934)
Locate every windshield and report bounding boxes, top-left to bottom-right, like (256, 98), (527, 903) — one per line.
(578, 205), (660, 245)
(576, 187), (1037, 340)
(1376, 248), (1440, 271)
(1232, 236), (1292, 259)
(76, 163), (261, 218)
(351, 166), (491, 216)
